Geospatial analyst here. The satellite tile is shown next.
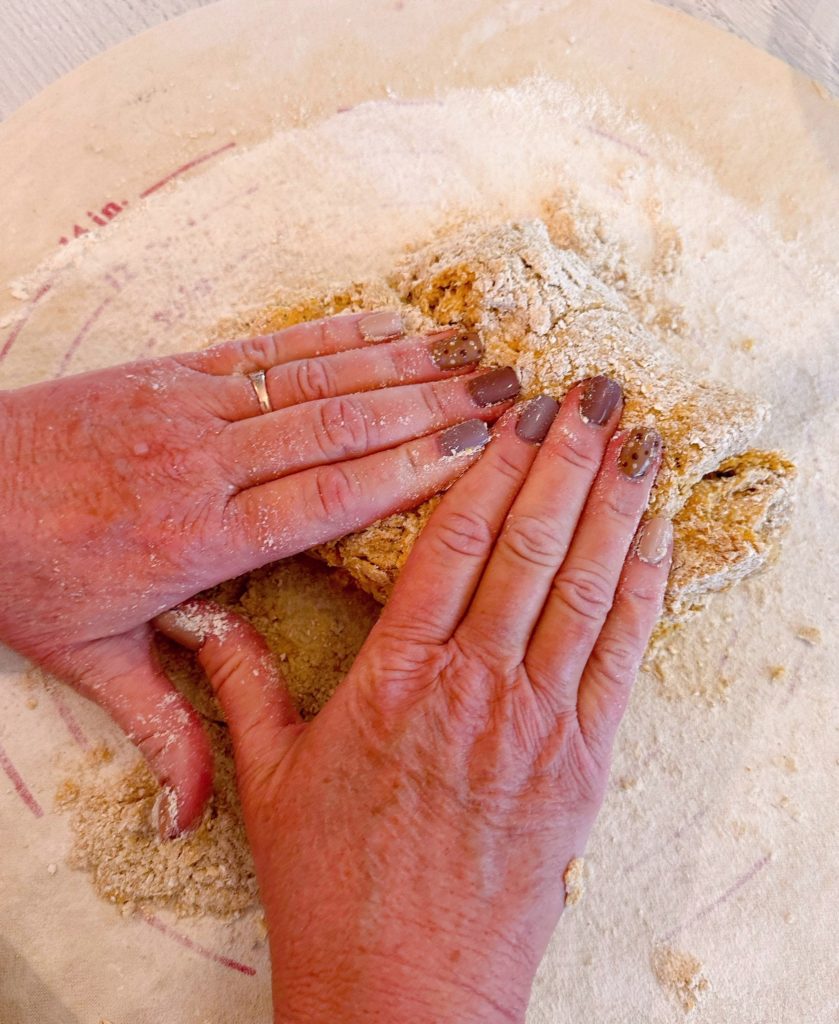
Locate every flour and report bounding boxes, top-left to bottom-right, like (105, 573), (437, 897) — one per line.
(3, 79), (834, 399)
(7, 73), (837, 1023)
(58, 557), (379, 916)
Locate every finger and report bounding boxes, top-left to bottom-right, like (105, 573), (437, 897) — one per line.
(577, 517), (672, 756)
(176, 310), (405, 375)
(48, 629), (214, 839)
(225, 416), (493, 575)
(220, 365), (519, 489)
(456, 376), (623, 662)
(155, 600), (300, 789)
(220, 327), (483, 420)
(374, 395), (559, 648)
(525, 424), (663, 714)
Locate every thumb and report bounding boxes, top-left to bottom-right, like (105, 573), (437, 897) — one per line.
(154, 600), (302, 796)
(48, 627), (214, 839)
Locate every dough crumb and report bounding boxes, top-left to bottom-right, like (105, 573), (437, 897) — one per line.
(651, 945), (710, 1013)
(795, 625), (822, 646)
(57, 556), (380, 917)
(563, 857), (586, 906)
(769, 664), (787, 682)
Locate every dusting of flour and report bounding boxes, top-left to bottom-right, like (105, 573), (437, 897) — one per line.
(4, 77), (836, 1023)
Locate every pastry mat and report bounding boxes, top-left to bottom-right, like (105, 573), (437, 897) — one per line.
(0, 2), (836, 1021)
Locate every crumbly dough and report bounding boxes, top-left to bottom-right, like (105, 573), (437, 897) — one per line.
(563, 857), (586, 907)
(651, 945), (710, 1013)
(296, 220), (795, 622)
(59, 557), (380, 916)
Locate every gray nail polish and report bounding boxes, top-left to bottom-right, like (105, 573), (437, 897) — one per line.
(359, 310), (405, 343)
(516, 395), (560, 444)
(467, 366), (521, 407)
(579, 375), (623, 426)
(439, 419), (491, 457)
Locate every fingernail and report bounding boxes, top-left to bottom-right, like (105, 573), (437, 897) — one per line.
(359, 310), (404, 343)
(467, 366), (521, 407)
(618, 427), (662, 480)
(152, 786), (181, 841)
(516, 395), (560, 444)
(579, 375), (623, 426)
(431, 329), (484, 370)
(439, 418), (491, 457)
(636, 517), (673, 565)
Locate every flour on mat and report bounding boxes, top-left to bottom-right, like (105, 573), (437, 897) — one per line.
(37, 79), (834, 925)
(651, 946), (710, 1013)
(57, 558), (379, 916)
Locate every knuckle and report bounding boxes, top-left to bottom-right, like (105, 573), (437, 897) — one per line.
(314, 397), (375, 460)
(386, 342), (416, 381)
(603, 487), (642, 524)
(242, 333), (280, 366)
(589, 632), (642, 689)
(490, 446), (527, 486)
(315, 316), (339, 351)
(503, 514), (564, 568)
(310, 462), (363, 522)
(560, 736), (605, 806)
(291, 357), (337, 404)
(418, 382), (448, 423)
(432, 509), (495, 559)
(551, 559), (615, 623)
(620, 576), (666, 611)
(404, 439), (429, 474)
(547, 433), (601, 475)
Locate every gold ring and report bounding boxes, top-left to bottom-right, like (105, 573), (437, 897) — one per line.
(248, 370), (272, 414)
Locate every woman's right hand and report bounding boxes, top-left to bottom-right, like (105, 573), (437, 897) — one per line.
(0, 311), (519, 835)
(157, 376), (671, 1022)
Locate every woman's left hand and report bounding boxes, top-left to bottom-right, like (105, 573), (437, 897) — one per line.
(0, 311), (515, 834)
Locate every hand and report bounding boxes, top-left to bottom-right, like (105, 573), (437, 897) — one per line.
(0, 311), (520, 835)
(156, 376), (671, 1023)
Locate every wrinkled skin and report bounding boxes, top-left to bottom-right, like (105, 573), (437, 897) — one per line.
(158, 380), (671, 1023)
(0, 312), (509, 833)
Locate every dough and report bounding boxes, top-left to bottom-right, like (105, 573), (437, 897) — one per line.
(285, 220), (794, 624)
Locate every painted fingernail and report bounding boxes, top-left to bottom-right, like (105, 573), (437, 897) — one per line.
(431, 329), (484, 369)
(359, 310), (405, 342)
(579, 375), (623, 426)
(636, 516), (673, 565)
(152, 786), (181, 841)
(618, 427), (662, 479)
(439, 418), (491, 457)
(516, 394), (560, 444)
(467, 366), (521, 407)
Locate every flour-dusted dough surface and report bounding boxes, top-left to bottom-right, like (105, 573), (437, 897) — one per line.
(303, 220), (795, 623)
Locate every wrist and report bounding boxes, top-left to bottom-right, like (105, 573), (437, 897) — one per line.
(273, 953), (530, 1024)
(269, 903), (537, 1024)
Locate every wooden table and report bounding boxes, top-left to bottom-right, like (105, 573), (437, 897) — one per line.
(0, 0), (212, 120)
